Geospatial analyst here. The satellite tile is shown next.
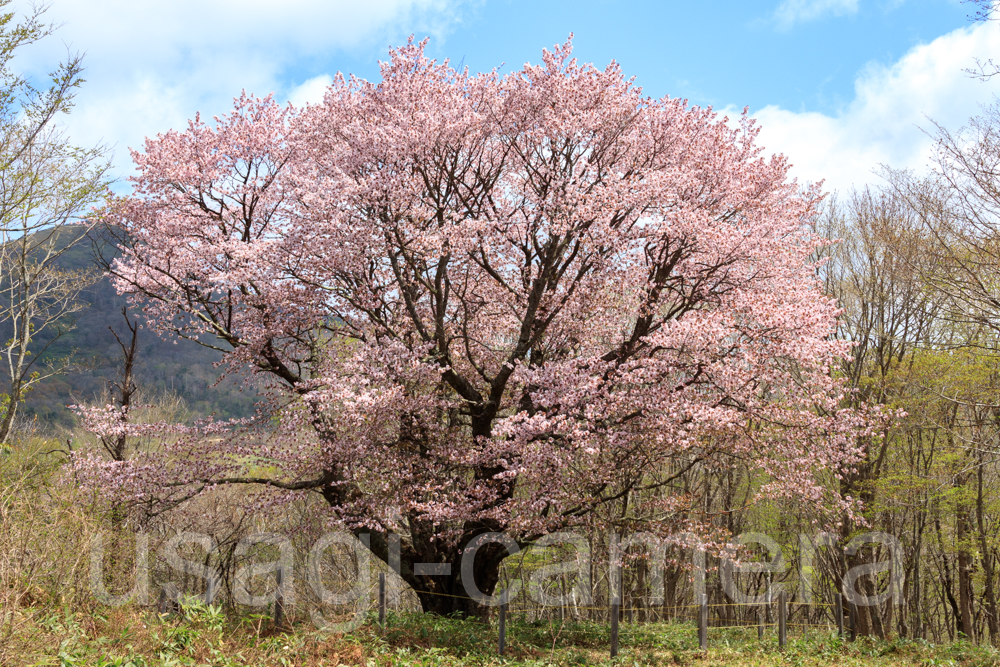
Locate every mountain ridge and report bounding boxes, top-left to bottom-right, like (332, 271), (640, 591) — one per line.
(5, 225), (258, 428)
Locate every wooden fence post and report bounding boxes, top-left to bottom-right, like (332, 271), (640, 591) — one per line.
(848, 600), (857, 642)
(758, 606), (764, 641)
(498, 601), (507, 656)
(778, 591), (787, 648)
(698, 593), (708, 651)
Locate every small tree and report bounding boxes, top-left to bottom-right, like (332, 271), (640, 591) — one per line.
(97, 39), (870, 617)
(0, 1), (111, 445)
(94, 307), (140, 463)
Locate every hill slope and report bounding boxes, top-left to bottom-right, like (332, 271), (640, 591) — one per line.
(5, 226), (258, 427)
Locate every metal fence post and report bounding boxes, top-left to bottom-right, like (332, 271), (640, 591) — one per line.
(778, 591), (787, 648)
(205, 577), (216, 607)
(835, 593), (844, 638)
(498, 601), (507, 656)
(274, 565), (286, 629)
(611, 598), (620, 657)
(698, 593), (708, 651)
(378, 572), (386, 628)
(611, 562), (621, 658)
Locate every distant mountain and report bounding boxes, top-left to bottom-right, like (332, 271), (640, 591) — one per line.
(5, 226), (258, 428)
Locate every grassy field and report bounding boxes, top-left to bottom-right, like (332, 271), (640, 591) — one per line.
(6, 603), (1000, 667)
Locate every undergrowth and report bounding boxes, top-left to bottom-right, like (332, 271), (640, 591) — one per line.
(5, 604), (1000, 667)
(3, 438), (999, 665)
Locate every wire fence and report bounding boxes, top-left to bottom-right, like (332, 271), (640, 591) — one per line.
(156, 563), (856, 660)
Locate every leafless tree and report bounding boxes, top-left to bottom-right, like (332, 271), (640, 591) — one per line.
(884, 105), (1000, 346)
(962, 0), (1000, 79)
(99, 307), (139, 462)
(0, 3), (111, 445)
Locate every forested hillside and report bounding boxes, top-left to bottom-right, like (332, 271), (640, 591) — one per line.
(6, 226), (258, 427)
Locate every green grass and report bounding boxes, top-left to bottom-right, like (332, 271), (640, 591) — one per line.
(5, 603), (1000, 667)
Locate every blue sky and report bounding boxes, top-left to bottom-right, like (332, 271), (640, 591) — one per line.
(15, 0), (1000, 192)
(331, 0), (968, 115)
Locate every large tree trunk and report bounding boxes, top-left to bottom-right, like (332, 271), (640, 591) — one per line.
(409, 561), (501, 619)
(317, 411), (519, 619)
(360, 519), (513, 620)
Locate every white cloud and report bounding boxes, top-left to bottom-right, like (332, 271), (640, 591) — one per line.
(747, 20), (1000, 193)
(773, 0), (860, 29)
(288, 75), (335, 108)
(11, 0), (467, 178)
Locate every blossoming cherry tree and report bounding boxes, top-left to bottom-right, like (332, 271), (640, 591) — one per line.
(93, 39), (866, 617)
